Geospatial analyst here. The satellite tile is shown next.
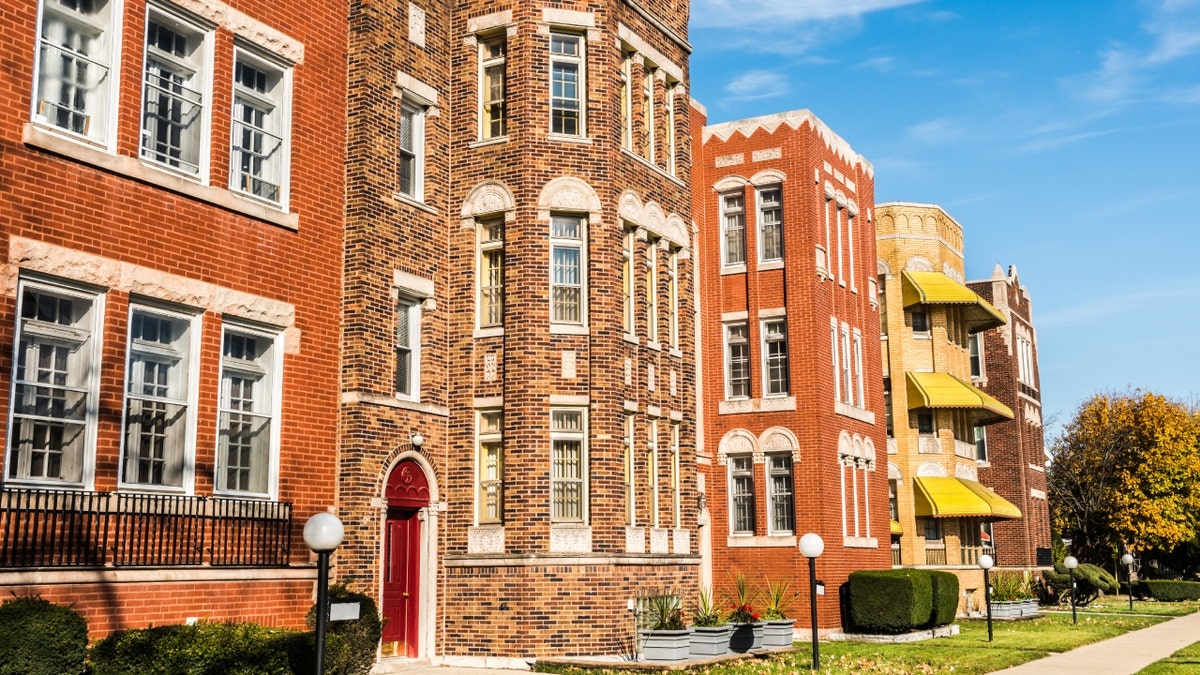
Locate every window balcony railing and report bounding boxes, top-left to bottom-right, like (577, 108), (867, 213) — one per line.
(924, 543), (947, 566)
(954, 440), (975, 459)
(960, 544), (994, 567)
(918, 435), (941, 454)
(0, 487), (292, 569)
(891, 542), (902, 566)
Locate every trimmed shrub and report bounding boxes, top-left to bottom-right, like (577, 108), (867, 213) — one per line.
(89, 622), (302, 675)
(926, 571), (960, 628)
(848, 570), (933, 634)
(1042, 562), (1119, 606)
(1142, 580), (1200, 602)
(0, 595), (88, 675)
(305, 584), (383, 675)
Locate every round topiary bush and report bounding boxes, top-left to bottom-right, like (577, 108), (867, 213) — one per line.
(0, 595), (88, 675)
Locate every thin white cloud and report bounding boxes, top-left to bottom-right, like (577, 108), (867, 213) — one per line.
(1038, 284), (1200, 329)
(722, 70), (789, 101)
(858, 56), (897, 72)
(1011, 128), (1119, 154)
(904, 118), (971, 145)
(691, 0), (928, 28)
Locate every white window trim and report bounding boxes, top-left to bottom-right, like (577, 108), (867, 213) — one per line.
(549, 214), (587, 327)
(728, 454), (755, 535)
(665, 82), (677, 176)
(550, 406), (589, 524)
(720, 191), (746, 269)
(214, 322), (283, 500)
(548, 30), (586, 138)
(622, 226), (636, 336)
(397, 99), (425, 202)
(118, 302), (201, 493)
(477, 219), (504, 330)
(229, 45), (293, 210)
(761, 317), (789, 398)
(667, 246), (679, 349)
(724, 321), (750, 401)
(853, 328), (865, 407)
(619, 52), (633, 150)
(645, 236), (658, 344)
(757, 185), (783, 264)
(624, 412), (636, 526)
(766, 453), (794, 535)
(831, 318), (841, 404)
(476, 408), (503, 525)
(7, 276), (104, 490)
(394, 294), (422, 402)
(478, 33), (507, 141)
(647, 417), (659, 528)
(670, 421), (681, 529)
(642, 66), (655, 162)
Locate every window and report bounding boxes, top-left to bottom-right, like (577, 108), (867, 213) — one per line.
(670, 422), (681, 529)
(477, 410), (503, 523)
(550, 408), (586, 522)
(217, 326), (278, 495)
(835, 204), (845, 281)
(921, 517), (942, 543)
(911, 310), (929, 333)
(841, 326), (853, 405)
(974, 426), (988, 462)
(878, 275), (888, 336)
(549, 31), (583, 136)
(394, 297), (420, 399)
(665, 83), (677, 175)
(141, 8), (208, 175)
(724, 322), (749, 399)
(730, 455), (755, 534)
(917, 410), (934, 435)
(768, 454), (794, 534)
(645, 238), (658, 343)
(121, 306), (195, 488)
(647, 417), (659, 527)
(622, 227), (635, 334)
(883, 377), (893, 437)
(839, 448), (872, 540)
(398, 100), (424, 200)
(762, 318), (789, 396)
(8, 280), (101, 484)
(721, 193), (746, 267)
(853, 331), (865, 406)
(550, 215), (585, 324)
(479, 36), (506, 139)
(888, 479), (899, 522)
(831, 320), (841, 403)
(641, 68), (654, 161)
(968, 334), (982, 378)
(1017, 333), (1035, 385)
(34, 0), (117, 143)
(758, 186), (783, 262)
(478, 220), (504, 328)
(624, 413), (635, 525)
(619, 53), (633, 149)
(667, 247), (679, 348)
(230, 50), (288, 204)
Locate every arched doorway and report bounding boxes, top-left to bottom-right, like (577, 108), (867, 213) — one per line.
(382, 460), (430, 658)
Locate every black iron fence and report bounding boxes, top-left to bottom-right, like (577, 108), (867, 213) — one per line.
(0, 487), (292, 568)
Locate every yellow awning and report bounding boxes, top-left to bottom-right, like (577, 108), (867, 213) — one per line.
(890, 520), (904, 536)
(901, 271), (1006, 333)
(906, 372), (1014, 425)
(913, 477), (1022, 520)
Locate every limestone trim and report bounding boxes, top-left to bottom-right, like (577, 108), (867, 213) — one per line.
(538, 176), (603, 220)
(917, 462), (948, 477)
(617, 190), (690, 248)
(702, 109), (874, 177)
(460, 180), (517, 225)
(170, 0), (304, 63)
(749, 169), (786, 186)
(712, 175), (749, 192)
(616, 23), (683, 81)
(441, 553), (701, 568)
(0, 567), (316, 586)
(888, 462), (903, 480)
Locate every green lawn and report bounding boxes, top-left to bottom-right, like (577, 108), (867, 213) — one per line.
(1053, 597), (1200, 617)
(1136, 641), (1200, 674)
(534, 611), (1181, 675)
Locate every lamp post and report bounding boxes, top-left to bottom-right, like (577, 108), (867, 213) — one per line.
(799, 533), (824, 671)
(304, 512), (345, 675)
(979, 554), (995, 642)
(1121, 553), (1135, 612)
(1064, 555), (1079, 625)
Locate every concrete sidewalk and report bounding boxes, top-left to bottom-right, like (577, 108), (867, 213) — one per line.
(988, 609), (1200, 675)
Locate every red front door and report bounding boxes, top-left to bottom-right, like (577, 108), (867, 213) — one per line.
(382, 507), (420, 656)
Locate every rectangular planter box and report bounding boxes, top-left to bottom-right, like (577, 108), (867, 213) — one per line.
(762, 619), (796, 648)
(729, 622), (764, 653)
(990, 599), (1039, 618)
(640, 629), (690, 661)
(689, 625), (732, 656)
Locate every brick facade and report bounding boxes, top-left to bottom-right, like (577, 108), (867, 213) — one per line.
(1, 0), (346, 635)
(969, 267), (1053, 568)
(692, 109), (891, 631)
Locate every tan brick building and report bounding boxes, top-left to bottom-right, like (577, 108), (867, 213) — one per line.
(692, 109), (891, 632)
(338, 0), (699, 664)
(876, 202), (1025, 609)
(1, 0), (346, 634)
(969, 266), (1053, 568)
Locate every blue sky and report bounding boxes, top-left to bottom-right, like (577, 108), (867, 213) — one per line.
(688, 0), (1200, 435)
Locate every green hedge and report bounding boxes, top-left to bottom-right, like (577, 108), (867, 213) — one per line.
(926, 570), (960, 628)
(1142, 580), (1200, 602)
(848, 570), (933, 634)
(89, 622), (312, 675)
(305, 584), (383, 675)
(0, 595), (88, 675)
(1042, 562), (1119, 606)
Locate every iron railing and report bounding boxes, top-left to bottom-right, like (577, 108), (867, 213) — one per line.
(0, 487), (291, 569)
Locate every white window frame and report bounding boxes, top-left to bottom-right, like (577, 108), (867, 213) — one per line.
(835, 204), (845, 283)
(478, 219), (504, 329)
(831, 318), (841, 403)
(229, 46), (291, 207)
(549, 31), (585, 137)
(394, 295), (421, 401)
(974, 425), (988, 462)
(550, 407), (588, 523)
(622, 226), (635, 335)
(665, 82), (677, 175)
(968, 334), (982, 378)
(479, 34), (507, 140)
(853, 329), (865, 407)
(215, 323), (282, 498)
(119, 302), (200, 492)
(762, 317), (789, 397)
(767, 453), (794, 535)
(477, 408), (503, 524)
(7, 277), (103, 487)
(397, 98), (425, 201)
(720, 192), (746, 267)
(729, 454), (755, 535)
(841, 324), (853, 405)
(642, 67), (654, 161)
(645, 237), (659, 344)
(549, 215), (586, 326)
(647, 417), (659, 528)
(757, 185), (783, 263)
(667, 247), (679, 349)
(724, 321), (750, 400)
(32, 0), (121, 147)
(139, 5), (212, 178)
(624, 412), (636, 526)
(619, 52), (633, 150)
(670, 421), (681, 529)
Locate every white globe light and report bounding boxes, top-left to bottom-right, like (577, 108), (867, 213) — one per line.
(304, 512), (345, 553)
(978, 554), (995, 570)
(799, 532), (825, 558)
(1064, 555), (1078, 570)
(1121, 553), (1134, 566)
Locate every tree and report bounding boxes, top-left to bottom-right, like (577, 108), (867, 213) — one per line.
(1048, 391), (1200, 567)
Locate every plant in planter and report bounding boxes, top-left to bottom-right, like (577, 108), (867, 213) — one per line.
(759, 576), (798, 648)
(724, 572), (763, 653)
(639, 592), (689, 662)
(688, 586), (732, 657)
(989, 571), (1039, 618)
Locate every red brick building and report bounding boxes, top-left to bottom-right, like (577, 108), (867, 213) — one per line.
(338, 0), (699, 665)
(691, 109), (891, 632)
(1, 0), (346, 635)
(969, 265), (1053, 568)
